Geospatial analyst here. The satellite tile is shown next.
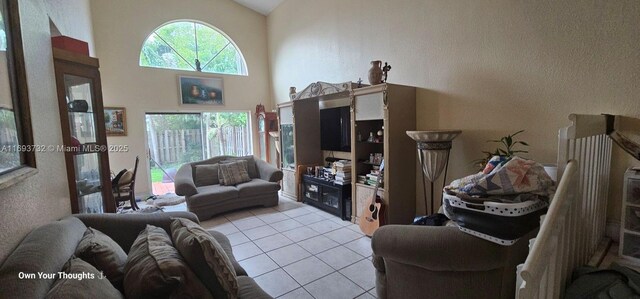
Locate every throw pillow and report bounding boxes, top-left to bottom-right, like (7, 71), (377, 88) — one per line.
(218, 160), (251, 186)
(195, 164), (220, 186)
(123, 225), (213, 299)
(75, 227), (127, 290)
(235, 155), (258, 179)
(45, 257), (124, 299)
(170, 218), (238, 299)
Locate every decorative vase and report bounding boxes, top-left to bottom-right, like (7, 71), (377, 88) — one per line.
(368, 60), (383, 85)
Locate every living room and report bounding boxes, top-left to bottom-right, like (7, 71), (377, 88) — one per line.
(0, 0), (639, 298)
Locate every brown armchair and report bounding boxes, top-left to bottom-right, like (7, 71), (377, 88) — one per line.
(371, 225), (537, 299)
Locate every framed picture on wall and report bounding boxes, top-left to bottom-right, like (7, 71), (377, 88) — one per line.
(104, 107), (127, 136)
(178, 75), (224, 105)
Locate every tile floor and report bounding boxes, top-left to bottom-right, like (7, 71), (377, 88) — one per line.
(197, 196), (378, 299)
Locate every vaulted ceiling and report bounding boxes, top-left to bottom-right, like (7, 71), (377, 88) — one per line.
(232, 0), (284, 15)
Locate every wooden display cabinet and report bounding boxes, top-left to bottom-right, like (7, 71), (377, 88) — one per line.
(53, 48), (114, 213)
(350, 83), (416, 225)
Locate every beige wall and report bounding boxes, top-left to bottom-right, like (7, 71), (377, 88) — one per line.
(90, 0), (270, 196)
(268, 0), (640, 220)
(0, 0), (94, 263)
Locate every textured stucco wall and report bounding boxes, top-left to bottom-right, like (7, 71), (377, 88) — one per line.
(0, 0), (94, 263)
(90, 0), (270, 196)
(268, 0), (640, 220)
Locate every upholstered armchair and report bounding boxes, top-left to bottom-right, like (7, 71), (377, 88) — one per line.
(371, 225), (537, 299)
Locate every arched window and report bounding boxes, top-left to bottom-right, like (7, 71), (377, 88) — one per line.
(140, 21), (247, 75)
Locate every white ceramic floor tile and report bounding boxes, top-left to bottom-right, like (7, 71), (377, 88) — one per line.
(269, 218), (304, 232)
(316, 246), (364, 270)
(251, 207), (279, 216)
(344, 237), (372, 257)
(232, 216), (266, 230)
(277, 287), (314, 299)
(314, 210), (336, 219)
(294, 213), (326, 224)
(368, 290), (377, 298)
(223, 210), (255, 221)
(226, 232), (250, 246)
(339, 259), (376, 290)
(307, 219), (345, 234)
(243, 225), (279, 240)
(258, 212), (291, 224)
(199, 216), (229, 229)
(275, 202), (301, 212)
(301, 204), (319, 212)
(356, 291), (376, 299)
(304, 272), (365, 299)
(232, 242), (262, 261)
(253, 233), (294, 252)
(254, 269), (300, 297)
(328, 217), (353, 227)
(266, 244), (312, 267)
(283, 207), (312, 218)
(325, 227), (363, 244)
(206, 222), (238, 235)
(238, 254), (279, 277)
(297, 235), (340, 255)
(283, 256), (334, 285)
(282, 226), (320, 243)
(346, 223), (366, 234)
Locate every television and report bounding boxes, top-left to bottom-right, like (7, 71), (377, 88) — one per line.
(320, 106), (351, 151)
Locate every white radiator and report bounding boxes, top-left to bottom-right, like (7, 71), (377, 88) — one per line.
(517, 114), (613, 298)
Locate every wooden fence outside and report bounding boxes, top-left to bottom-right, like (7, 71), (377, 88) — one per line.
(148, 126), (250, 166)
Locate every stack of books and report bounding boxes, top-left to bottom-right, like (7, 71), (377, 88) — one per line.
(333, 160), (352, 185)
(365, 166), (383, 187)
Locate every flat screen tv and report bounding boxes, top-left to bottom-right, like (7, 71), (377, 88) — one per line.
(320, 106), (351, 152)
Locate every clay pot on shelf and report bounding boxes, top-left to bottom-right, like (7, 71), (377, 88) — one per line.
(368, 60), (383, 85)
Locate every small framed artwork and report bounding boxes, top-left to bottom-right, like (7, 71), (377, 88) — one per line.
(104, 107), (127, 136)
(178, 76), (224, 105)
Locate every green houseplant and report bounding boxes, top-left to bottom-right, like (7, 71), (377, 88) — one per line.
(474, 130), (529, 171)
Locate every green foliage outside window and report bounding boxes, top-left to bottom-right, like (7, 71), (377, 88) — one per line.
(139, 21), (247, 75)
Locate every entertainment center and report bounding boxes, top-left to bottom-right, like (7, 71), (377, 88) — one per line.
(277, 81), (417, 224)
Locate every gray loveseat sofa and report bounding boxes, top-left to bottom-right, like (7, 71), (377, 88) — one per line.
(0, 212), (271, 298)
(174, 155), (283, 220)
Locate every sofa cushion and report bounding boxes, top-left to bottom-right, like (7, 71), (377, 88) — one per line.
(75, 227), (127, 290)
(236, 179), (281, 197)
(219, 160), (251, 186)
(208, 230), (248, 276)
(237, 276), (273, 299)
(189, 185), (239, 207)
(195, 164), (220, 186)
(123, 225), (212, 299)
(0, 217), (87, 299)
(234, 155), (259, 179)
(45, 257), (123, 299)
(171, 218), (239, 299)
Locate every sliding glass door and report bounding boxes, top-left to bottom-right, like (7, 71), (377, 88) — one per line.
(145, 112), (251, 195)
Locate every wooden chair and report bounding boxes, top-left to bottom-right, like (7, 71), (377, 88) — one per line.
(113, 156), (140, 210)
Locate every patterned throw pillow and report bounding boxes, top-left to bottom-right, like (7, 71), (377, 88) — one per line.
(170, 218), (239, 299)
(123, 225), (213, 299)
(45, 257), (124, 299)
(74, 227), (127, 290)
(218, 160), (250, 186)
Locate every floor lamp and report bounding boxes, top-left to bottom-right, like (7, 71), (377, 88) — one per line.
(407, 130), (461, 214)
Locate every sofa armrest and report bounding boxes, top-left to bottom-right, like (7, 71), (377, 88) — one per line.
(71, 212), (199, 253)
(255, 158), (283, 182)
(372, 225), (515, 272)
(175, 163), (197, 196)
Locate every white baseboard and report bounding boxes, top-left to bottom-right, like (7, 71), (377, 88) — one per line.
(606, 221), (621, 243)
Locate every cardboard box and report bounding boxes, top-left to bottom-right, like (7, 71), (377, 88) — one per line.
(51, 36), (89, 55)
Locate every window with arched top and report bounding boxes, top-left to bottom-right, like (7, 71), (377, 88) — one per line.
(139, 21), (247, 75)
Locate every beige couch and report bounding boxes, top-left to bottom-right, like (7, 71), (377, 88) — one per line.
(174, 155), (283, 220)
(371, 225), (537, 299)
(0, 212), (272, 298)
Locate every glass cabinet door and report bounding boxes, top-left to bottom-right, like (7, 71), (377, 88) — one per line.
(54, 49), (113, 214)
(258, 115), (267, 161)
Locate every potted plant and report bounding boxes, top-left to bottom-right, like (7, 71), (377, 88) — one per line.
(474, 130), (529, 171)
